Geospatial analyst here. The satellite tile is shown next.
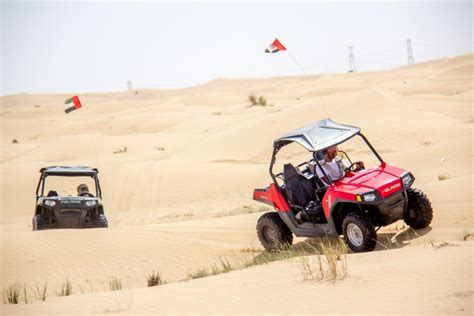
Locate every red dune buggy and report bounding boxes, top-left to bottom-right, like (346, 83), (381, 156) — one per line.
(253, 119), (433, 252)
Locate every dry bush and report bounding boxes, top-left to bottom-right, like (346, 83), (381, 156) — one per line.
(298, 239), (348, 282)
(298, 256), (324, 281)
(248, 94), (269, 106)
(248, 94), (257, 106)
(11, 139), (18, 144)
(57, 279), (72, 297)
(430, 240), (451, 249)
(35, 282), (48, 301)
(147, 271), (165, 287)
(23, 284), (28, 304)
(239, 246), (262, 253)
(217, 258), (234, 274)
(109, 277), (122, 291)
(2, 283), (21, 304)
(186, 268), (210, 280)
(242, 205), (271, 214)
(438, 173), (449, 181)
(114, 146), (128, 154)
(462, 230), (474, 241)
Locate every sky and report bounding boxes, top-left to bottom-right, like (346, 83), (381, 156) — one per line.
(1, 1), (472, 96)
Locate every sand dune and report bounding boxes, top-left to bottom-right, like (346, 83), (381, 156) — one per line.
(1, 54), (473, 314)
(3, 242), (472, 315)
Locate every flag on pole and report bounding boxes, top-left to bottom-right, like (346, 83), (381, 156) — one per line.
(64, 95), (82, 114)
(265, 38), (287, 53)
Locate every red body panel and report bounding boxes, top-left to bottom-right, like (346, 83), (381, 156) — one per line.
(320, 164), (406, 216)
(253, 184), (291, 212)
(256, 164), (408, 218)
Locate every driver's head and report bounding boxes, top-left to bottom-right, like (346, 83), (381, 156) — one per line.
(77, 183), (89, 195)
(325, 146), (339, 160)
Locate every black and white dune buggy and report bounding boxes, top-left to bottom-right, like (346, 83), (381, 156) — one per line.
(32, 166), (108, 230)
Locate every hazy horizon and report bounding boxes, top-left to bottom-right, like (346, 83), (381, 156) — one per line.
(1, 1), (472, 96)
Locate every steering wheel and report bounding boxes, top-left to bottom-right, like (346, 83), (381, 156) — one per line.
(346, 162), (364, 172)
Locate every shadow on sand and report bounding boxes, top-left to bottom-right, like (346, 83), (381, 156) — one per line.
(249, 227), (432, 265)
(293, 226), (432, 254)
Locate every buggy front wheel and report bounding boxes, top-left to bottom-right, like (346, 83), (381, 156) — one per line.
(342, 213), (377, 252)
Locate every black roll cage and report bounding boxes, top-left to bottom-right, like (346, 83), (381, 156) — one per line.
(35, 173), (103, 199)
(269, 132), (384, 189)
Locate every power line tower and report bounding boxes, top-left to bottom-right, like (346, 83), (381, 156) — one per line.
(407, 39), (414, 65)
(348, 46), (356, 73)
(127, 80), (132, 91)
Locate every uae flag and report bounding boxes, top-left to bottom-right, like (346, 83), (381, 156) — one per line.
(265, 38), (287, 53)
(64, 95), (82, 114)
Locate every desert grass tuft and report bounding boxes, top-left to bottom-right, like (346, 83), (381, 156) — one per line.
(242, 204), (271, 214)
(184, 239), (347, 283)
(258, 96), (267, 106)
(109, 277), (122, 291)
(114, 146), (128, 154)
(23, 283), (28, 304)
(35, 282), (48, 301)
(429, 240), (452, 250)
(2, 282), (21, 304)
(248, 94), (270, 106)
(461, 229), (474, 241)
(217, 258), (234, 274)
(298, 256), (324, 281)
(147, 271), (165, 287)
(320, 240), (348, 281)
(297, 239), (348, 282)
(438, 173), (449, 181)
(239, 246), (262, 253)
(248, 94), (258, 106)
(57, 279), (72, 297)
(186, 268), (210, 280)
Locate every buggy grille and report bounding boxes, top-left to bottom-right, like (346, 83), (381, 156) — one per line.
(60, 209), (81, 216)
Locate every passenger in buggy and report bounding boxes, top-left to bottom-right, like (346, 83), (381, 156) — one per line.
(77, 183), (94, 197)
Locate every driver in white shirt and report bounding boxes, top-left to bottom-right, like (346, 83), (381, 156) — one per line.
(316, 146), (364, 183)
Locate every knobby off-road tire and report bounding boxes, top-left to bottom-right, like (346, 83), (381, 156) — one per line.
(404, 188), (433, 229)
(256, 212), (293, 252)
(32, 215), (47, 231)
(342, 213), (377, 252)
(92, 214), (109, 228)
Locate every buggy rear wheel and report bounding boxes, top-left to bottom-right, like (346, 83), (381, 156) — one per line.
(256, 212), (293, 252)
(342, 213), (376, 252)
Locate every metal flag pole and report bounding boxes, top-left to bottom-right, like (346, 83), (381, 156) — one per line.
(286, 50), (329, 118)
(286, 50), (306, 75)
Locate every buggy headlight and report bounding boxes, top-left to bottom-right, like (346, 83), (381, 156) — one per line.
(357, 191), (378, 202)
(44, 200), (56, 207)
(85, 200), (97, 207)
(401, 172), (414, 188)
(362, 192), (377, 202)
